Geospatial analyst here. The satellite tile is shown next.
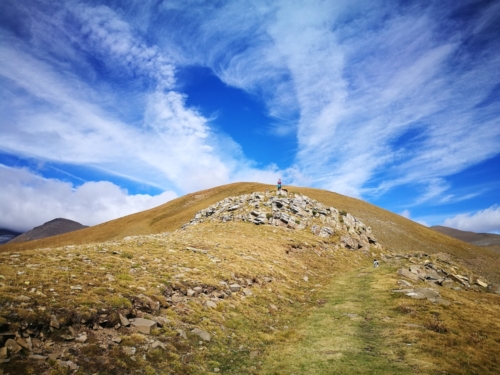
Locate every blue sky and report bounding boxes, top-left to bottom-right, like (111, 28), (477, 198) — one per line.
(1, 0), (499, 233)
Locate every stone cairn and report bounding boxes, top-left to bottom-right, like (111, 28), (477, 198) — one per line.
(182, 190), (382, 252)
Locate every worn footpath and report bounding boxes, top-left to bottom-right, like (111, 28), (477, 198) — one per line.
(259, 266), (416, 375)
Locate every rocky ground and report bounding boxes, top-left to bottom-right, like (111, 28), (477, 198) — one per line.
(388, 251), (500, 305)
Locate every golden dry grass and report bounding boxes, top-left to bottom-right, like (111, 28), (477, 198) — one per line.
(0, 215), (366, 374)
(1, 184), (500, 374)
(381, 264), (500, 374)
(3, 182), (498, 283)
(260, 262), (500, 375)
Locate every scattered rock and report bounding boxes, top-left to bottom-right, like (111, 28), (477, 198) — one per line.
(191, 328), (211, 342)
(206, 301), (217, 309)
(397, 268), (420, 282)
(75, 334), (87, 343)
(5, 339), (22, 354)
(60, 360), (78, 370)
(131, 318), (157, 334)
(119, 314), (130, 327)
(414, 288), (440, 299)
(151, 340), (166, 350)
(476, 279), (488, 288)
(229, 284), (241, 292)
(178, 330), (187, 340)
(397, 280), (413, 287)
(406, 292), (426, 300)
(440, 279), (454, 288)
(430, 298), (451, 306)
(152, 316), (171, 327)
(50, 316), (60, 329)
(123, 347), (136, 356)
(48, 353), (59, 361)
(15, 337), (29, 349)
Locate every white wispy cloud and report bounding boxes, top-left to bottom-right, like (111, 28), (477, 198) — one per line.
(399, 209), (429, 227)
(400, 209), (411, 219)
(443, 205), (500, 234)
(0, 1), (285, 197)
(1, 0), (498, 233)
(0, 165), (177, 232)
(75, 3), (176, 89)
(163, 0), (500, 202)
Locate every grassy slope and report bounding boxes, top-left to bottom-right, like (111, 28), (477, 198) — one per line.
(261, 266), (413, 375)
(1, 184), (500, 374)
(0, 183), (274, 252)
(3, 182), (497, 283)
(261, 263), (500, 375)
(0, 219), (367, 374)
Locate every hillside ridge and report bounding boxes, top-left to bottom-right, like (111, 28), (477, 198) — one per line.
(431, 225), (500, 247)
(2, 182), (498, 283)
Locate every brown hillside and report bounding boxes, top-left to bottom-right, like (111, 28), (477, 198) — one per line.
(2, 182), (499, 282)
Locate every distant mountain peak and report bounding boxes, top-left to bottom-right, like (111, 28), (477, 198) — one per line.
(7, 218), (88, 244)
(431, 225), (500, 248)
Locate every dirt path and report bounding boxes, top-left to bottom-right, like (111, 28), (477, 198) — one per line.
(260, 266), (415, 374)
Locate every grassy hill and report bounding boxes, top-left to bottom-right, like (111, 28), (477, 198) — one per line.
(3, 182), (498, 283)
(1, 183), (499, 374)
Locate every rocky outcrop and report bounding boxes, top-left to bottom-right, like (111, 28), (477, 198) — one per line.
(390, 251), (498, 305)
(182, 191), (381, 251)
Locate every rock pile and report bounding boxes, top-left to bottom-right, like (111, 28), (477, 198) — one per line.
(389, 251), (499, 304)
(182, 191), (381, 251)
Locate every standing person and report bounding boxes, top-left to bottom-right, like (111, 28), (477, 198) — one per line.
(277, 178), (282, 191)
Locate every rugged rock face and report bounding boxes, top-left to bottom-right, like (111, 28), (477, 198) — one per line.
(182, 190), (381, 251)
